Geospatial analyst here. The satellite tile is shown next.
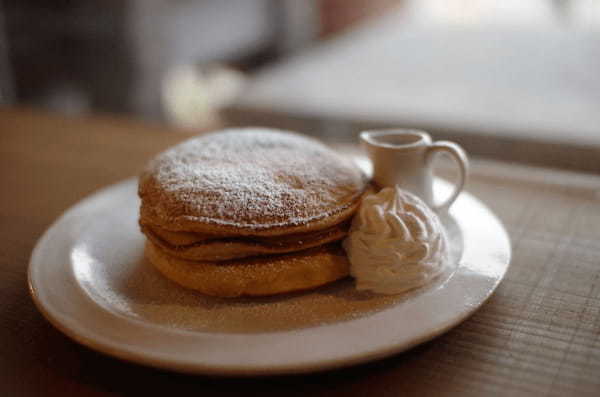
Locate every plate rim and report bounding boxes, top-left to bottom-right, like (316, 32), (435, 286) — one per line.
(28, 178), (511, 376)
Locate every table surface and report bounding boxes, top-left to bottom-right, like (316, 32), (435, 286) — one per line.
(2, 108), (600, 396)
(227, 12), (600, 173)
(234, 10), (600, 144)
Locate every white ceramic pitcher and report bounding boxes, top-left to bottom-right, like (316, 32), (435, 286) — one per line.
(360, 129), (468, 212)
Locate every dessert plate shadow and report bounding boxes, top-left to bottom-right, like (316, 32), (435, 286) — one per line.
(29, 178), (510, 376)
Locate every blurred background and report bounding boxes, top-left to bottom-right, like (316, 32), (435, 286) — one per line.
(1, 0), (599, 170)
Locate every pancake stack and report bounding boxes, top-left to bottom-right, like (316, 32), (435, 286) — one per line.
(138, 128), (369, 297)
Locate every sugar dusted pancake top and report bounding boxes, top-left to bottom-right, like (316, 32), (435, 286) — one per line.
(139, 128), (368, 235)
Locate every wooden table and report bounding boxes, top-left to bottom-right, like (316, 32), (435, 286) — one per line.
(2, 108), (600, 396)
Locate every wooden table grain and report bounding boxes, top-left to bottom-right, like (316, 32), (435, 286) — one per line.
(2, 108), (599, 396)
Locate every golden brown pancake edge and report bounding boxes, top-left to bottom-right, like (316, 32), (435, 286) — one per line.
(145, 241), (350, 298)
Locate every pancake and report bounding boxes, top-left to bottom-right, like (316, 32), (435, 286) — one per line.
(141, 222), (349, 261)
(138, 127), (368, 297)
(138, 128), (368, 236)
(143, 222), (350, 246)
(145, 241), (350, 297)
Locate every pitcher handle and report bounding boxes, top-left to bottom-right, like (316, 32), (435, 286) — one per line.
(425, 141), (469, 212)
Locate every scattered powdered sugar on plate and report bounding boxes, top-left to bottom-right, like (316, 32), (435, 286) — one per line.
(73, 197), (463, 334)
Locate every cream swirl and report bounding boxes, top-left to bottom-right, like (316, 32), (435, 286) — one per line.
(342, 186), (448, 294)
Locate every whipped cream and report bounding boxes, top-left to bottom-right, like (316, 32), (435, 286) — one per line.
(342, 186), (448, 294)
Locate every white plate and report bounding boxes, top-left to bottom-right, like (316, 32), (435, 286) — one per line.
(29, 178), (510, 376)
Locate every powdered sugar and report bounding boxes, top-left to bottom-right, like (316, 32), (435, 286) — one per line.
(140, 128), (367, 229)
